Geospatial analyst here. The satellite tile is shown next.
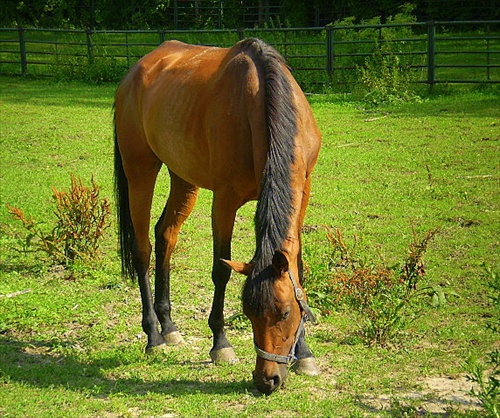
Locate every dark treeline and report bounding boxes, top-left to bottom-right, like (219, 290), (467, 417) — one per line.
(1, 0), (498, 29)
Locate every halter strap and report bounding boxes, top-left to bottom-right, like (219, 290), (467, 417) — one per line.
(254, 314), (306, 364)
(253, 270), (315, 364)
(287, 270), (316, 323)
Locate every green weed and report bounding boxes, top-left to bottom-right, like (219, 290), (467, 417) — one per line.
(356, 49), (421, 106)
(333, 6), (422, 104)
(331, 4), (422, 92)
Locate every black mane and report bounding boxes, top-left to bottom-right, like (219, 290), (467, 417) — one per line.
(240, 39), (297, 316)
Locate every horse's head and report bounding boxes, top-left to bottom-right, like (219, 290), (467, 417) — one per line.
(224, 249), (313, 394)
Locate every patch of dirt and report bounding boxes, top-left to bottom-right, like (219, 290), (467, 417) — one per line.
(103, 408), (176, 418)
(360, 375), (483, 415)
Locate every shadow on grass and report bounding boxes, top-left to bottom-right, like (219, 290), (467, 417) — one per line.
(390, 93), (500, 119)
(0, 336), (254, 397)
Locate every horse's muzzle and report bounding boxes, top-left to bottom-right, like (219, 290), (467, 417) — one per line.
(253, 364), (288, 395)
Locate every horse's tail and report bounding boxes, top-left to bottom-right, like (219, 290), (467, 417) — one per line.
(114, 113), (136, 280)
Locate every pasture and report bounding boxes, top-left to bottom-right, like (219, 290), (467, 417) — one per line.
(0, 76), (499, 417)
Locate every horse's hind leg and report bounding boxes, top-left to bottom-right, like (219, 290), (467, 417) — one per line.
(126, 157), (165, 352)
(154, 170), (198, 345)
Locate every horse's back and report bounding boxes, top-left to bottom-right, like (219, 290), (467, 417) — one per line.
(115, 40), (267, 195)
(114, 39), (319, 196)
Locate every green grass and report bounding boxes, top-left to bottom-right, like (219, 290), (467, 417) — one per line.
(0, 77), (499, 417)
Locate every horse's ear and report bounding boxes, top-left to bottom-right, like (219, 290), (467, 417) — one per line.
(272, 250), (289, 275)
(221, 259), (253, 276)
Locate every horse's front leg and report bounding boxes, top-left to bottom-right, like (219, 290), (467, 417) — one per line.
(208, 194), (243, 364)
(292, 327), (321, 376)
(292, 175), (320, 376)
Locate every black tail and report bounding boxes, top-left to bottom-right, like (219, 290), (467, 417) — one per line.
(114, 118), (136, 279)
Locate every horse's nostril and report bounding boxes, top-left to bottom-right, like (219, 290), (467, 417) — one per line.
(266, 374), (282, 394)
(254, 367), (287, 394)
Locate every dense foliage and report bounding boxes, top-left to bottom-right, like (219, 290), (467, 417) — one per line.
(2, 0), (498, 29)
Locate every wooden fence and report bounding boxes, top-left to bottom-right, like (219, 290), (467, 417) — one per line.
(0, 21), (498, 89)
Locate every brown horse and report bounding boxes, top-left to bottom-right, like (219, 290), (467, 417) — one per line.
(114, 38), (321, 394)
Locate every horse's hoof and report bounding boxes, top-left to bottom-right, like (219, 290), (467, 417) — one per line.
(293, 357), (321, 376)
(163, 331), (184, 345)
(210, 347), (239, 365)
(145, 343), (167, 354)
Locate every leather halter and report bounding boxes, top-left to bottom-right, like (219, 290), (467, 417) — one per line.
(254, 270), (316, 365)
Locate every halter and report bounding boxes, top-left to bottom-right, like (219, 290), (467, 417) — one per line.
(254, 270), (316, 365)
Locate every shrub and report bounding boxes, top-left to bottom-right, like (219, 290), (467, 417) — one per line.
(305, 226), (441, 346)
(86, 57), (127, 83)
(331, 4), (422, 101)
(7, 175), (111, 266)
(356, 49), (420, 106)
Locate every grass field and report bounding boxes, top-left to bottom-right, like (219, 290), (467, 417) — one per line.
(0, 76), (499, 417)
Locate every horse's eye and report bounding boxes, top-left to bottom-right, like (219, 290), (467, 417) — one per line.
(281, 309), (291, 320)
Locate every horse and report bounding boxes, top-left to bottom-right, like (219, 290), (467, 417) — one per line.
(114, 38), (321, 394)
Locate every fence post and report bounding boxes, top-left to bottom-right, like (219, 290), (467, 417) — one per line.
(86, 29), (94, 65)
(218, 0), (223, 29)
(427, 21), (436, 86)
(486, 23), (491, 81)
(237, 28), (245, 40)
(18, 26), (27, 76)
(173, 0), (179, 29)
(326, 25), (333, 81)
(125, 32), (130, 67)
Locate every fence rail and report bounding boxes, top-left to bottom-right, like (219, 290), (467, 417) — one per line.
(0, 21), (499, 90)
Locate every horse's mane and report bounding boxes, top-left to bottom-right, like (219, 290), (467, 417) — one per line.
(239, 39), (298, 316)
